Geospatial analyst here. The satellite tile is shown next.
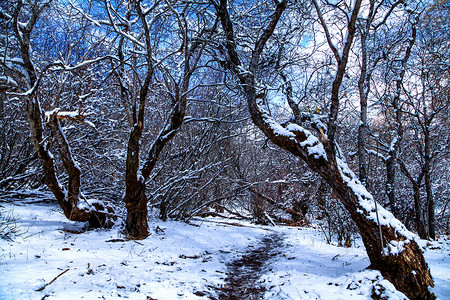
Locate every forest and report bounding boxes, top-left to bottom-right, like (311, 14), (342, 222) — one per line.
(0, 0), (449, 299)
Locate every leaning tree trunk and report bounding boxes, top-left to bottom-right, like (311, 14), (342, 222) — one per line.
(243, 86), (435, 298)
(244, 87), (435, 298)
(213, 0), (435, 298)
(25, 99), (113, 228)
(324, 162), (433, 299)
(43, 110), (112, 227)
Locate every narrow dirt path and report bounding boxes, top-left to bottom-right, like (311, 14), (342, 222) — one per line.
(212, 232), (285, 299)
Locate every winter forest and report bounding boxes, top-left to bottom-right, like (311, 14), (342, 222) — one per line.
(0, 0), (449, 299)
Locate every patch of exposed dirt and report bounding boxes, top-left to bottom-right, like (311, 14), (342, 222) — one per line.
(206, 232), (285, 299)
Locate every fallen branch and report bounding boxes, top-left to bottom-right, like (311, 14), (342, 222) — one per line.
(248, 188), (306, 221)
(263, 211), (276, 226)
(190, 218), (270, 230)
(45, 108), (95, 128)
(36, 269), (70, 292)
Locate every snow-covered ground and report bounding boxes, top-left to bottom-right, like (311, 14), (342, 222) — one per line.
(0, 200), (449, 299)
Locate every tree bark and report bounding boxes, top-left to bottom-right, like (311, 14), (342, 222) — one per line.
(121, 0), (154, 239)
(328, 165), (433, 300)
(124, 178), (149, 239)
(357, 32), (368, 186)
(25, 98), (112, 227)
(124, 111), (149, 238)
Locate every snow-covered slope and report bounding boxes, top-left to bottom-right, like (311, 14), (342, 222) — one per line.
(0, 201), (449, 299)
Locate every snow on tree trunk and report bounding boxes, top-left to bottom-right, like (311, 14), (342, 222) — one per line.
(244, 87), (435, 299)
(213, 0), (435, 298)
(328, 158), (434, 299)
(45, 109), (113, 227)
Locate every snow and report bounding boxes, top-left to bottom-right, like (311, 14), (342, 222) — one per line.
(45, 109), (80, 120)
(77, 198), (107, 213)
(290, 124), (327, 160)
(138, 175), (145, 183)
(83, 120), (96, 129)
(44, 108), (61, 121)
(269, 119), (296, 138)
(44, 109), (95, 128)
(384, 239), (410, 256)
(336, 157), (417, 244)
(56, 111), (80, 118)
(47, 149), (54, 160)
(265, 119), (327, 161)
(389, 136), (398, 151)
(236, 65), (252, 75)
(0, 75), (18, 88)
(307, 143), (327, 159)
(1, 201), (450, 299)
(7, 57), (23, 64)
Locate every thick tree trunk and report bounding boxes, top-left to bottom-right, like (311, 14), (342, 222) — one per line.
(249, 98), (435, 298)
(123, 95), (186, 238)
(214, 1), (435, 297)
(124, 179), (149, 239)
(122, 0), (153, 239)
(325, 164), (433, 299)
(122, 0), (201, 238)
(246, 108), (435, 297)
(124, 116), (149, 239)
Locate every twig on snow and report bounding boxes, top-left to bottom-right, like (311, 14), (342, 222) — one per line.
(36, 269), (70, 292)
